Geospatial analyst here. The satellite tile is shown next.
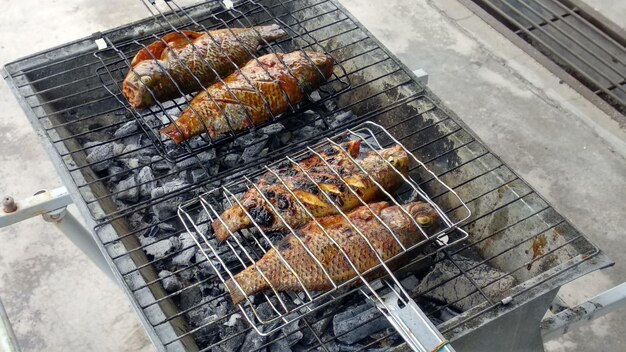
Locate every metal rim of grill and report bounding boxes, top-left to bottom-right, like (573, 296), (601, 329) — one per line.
(1, 0), (611, 351)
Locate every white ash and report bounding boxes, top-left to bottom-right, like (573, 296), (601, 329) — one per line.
(113, 175), (139, 203)
(86, 143), (114, 172)
(114, 121), (139, 138)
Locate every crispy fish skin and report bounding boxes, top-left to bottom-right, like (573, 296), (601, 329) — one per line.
(122, 25), (287, 109)
(225, 201), (440, 305)
(160, 51), (334, 144)
(212, 144), (409, 242)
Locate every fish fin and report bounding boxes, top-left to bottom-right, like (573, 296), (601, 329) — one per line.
(346, 140), (361, 157)
(212, 206), (251, 243)
(131, 31), (202, 67)
(160, 123), (185, 144)
(255, 24), (288, 42)
(225, 277), (248, 306)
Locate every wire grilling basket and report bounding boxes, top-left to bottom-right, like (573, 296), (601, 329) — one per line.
(94, 0), (352, 162)
(178, 121), (471, 351)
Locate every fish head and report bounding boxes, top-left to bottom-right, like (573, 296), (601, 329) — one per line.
(406, 202), (441, 230)
(378, 145), (409, 175)
(122, 61), (163, 108)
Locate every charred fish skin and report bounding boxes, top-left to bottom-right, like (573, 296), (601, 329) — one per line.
(212, 144), (409, 243)
(225, 201), (440, 305)
(159, 50), (334, 144)
(122, 25), (287, 109)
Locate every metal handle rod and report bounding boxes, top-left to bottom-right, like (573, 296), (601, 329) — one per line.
(0, 295), (21, 352)
(541, 281), (626, 340)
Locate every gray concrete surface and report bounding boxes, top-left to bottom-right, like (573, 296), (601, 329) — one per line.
(0, 0), (624, 351)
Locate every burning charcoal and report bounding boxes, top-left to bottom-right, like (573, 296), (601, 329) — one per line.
(282, 317), (303, 346)
(234, 132), (265, 148)
(260, 123), (285, 135)
(186, 303), (218, 328)
(415, 254), (517, 311)
(223, 154), (240, 168)
(151, 197), (184, 221)
(107, 165), (126, 182)
(114, 121), (138, 138)
(242, 135), (270, 164)
(240, 329), (267, 352)
(137, 166), (155, 197)
(332, 303), (389, 345)
(86, 143), (114, 172)
(180, 285), (204, 309)
(301, 316), (332, 346)
(195, 210), (212, 236)
(144, 237), (179, 259)
(113, 175), (139, 203)
(121, 158), (140, 170)
(158, 270), (182, 292)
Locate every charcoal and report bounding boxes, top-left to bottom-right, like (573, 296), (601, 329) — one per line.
(283, 319), (303, 346)
(128, 212), (146, 230)
(158, 270), (182, 292)
(180, 285), (204, 308)
(309, 91), (322, 102)
(157, 221), (177, 233)
(151, 179), (188, 199)
(172, 247), (197, 266)
(269, 338), (291, 352)
(186, 303), (218, 328)
(302, 110), (320, 124)
(137, 166), (155, 197)
(213, 314), (246, 352)
(279, 131), (292, 144)
(107, 165), (126, 182)
(301, 316), (332, 346)
(234, 132), (261, 148)
(223, 154), (240, 168)
(86, 143), (114, 172)
(324, 100), (337, 112)
(179, 231), (197, 248)
(191, 168), (208, 183)
(113, 143), (126, 157)
(241, 135), (270, 164)
(113, 176), (139, 203)
(296, 126), (320, 140)
(144, 237), (179, 259)
(329, 111), (354, 128)
(151, 156), (173, 172)
(151, 197), (183, 221)
(414, 254), (516, 311)
(122, 158), (140, 170)
(260, 123), (285, 135)
(114, 121), (138, 138)
(195, 210), (211, 236)
(240, 329), (267, 352)
(332, 303), (388, 345)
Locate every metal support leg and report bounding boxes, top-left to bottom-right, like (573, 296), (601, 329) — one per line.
(1, 187), (116, 284)
(0, 296), (20, 352)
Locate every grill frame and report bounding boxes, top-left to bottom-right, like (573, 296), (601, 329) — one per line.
(2, 0), (613, 351)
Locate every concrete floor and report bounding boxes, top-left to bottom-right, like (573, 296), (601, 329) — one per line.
(0, 0), (625, 351)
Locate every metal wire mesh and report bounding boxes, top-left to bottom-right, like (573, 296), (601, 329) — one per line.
(95, 0), (352, 162)
(2, 0), (606, 350)
(177, 121), (470, 337)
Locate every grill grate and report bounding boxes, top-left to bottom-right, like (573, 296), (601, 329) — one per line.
(465, 0), (626, 118)
(178, 121), (470, 339)
(2, 0), (608, 351)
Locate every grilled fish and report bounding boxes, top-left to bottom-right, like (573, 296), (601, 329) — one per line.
(226, 201), (440, 305)
(123, 25), (287, 109)
(212, 143), (409, 242)
(160, 50), (334, 144)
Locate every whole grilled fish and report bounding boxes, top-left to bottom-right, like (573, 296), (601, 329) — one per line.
(160, 50), (334, 144)
(212, 143), (409, 242)
(123, 25), (287, 109)
(226, 201), (440, 305)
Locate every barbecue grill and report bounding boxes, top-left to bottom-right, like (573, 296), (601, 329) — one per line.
(1, 0), (617, 351)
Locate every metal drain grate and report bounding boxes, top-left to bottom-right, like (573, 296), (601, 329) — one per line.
(463, 0), (626, 121)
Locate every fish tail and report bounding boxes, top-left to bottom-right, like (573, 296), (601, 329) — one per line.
(255, 24), (288, 42)
(160, 107), (214, 144)
(226, 268), (267, 305)
(212, 206), (251, 242)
